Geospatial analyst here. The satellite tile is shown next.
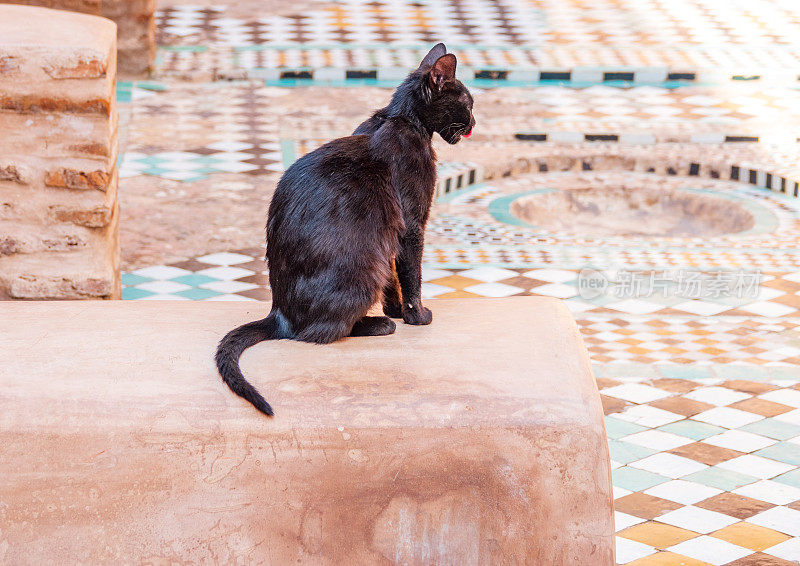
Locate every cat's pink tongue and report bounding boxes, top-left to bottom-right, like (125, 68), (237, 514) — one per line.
(464, 128), (473, 138)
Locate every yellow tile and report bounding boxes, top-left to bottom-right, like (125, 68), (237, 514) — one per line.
(627, 551), (711, 566)
(619, 521), (699, 549)
(711, 521), (790, 551)
(427, 275), (482, 290)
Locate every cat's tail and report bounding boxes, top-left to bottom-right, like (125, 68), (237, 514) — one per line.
(215, 310), (290, 416)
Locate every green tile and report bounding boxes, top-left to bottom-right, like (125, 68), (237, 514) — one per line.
(657, 419), (725, 441)
(135, 81), (167, 92)
(764, 367), (800, 381)
(712, 365), (769, 381)
(175, 287), (220, 300)
(121, 273), (152, 286)
(657, 365), (713, 380)
(172, 274), (218, 286)
(139, 156), (168, 166)
(681, 467), (758, 491)
(601, 362), (660, 379)
(741, 418), (800, 441)
(605, 416), (646, 440)
(754, 443), (800, 466)
(773, 468), (800, 489)
(608, 440), (657, 465)
(122, 287), (156, 300)
(612, 466), (669, 492)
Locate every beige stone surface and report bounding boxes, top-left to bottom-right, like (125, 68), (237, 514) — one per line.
(0, 0), (155, 76)
(0, 4), (119, 299)
(0, 298), (613, 565)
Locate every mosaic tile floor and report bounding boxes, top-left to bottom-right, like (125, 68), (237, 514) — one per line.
(108, 1), (800, 563)
(152, 0), (800, 82)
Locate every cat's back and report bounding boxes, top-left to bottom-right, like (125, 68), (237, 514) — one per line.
(269, 133), (398, 233)
(281, 134), (383, 188)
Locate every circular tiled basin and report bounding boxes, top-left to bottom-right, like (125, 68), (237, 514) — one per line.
(509, 186), (755, 238)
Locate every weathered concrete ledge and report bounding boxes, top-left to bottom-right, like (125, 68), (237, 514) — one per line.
(0, 298), (614, 564)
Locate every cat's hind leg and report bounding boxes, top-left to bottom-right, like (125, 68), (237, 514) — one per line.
(350, 316), (396, 337)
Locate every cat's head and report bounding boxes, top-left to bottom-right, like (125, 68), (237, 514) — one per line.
(409, 44), (475, 144)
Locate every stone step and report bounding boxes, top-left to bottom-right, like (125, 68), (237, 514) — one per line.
(0, 297), (613, 564)
(0, 4), (119, 299)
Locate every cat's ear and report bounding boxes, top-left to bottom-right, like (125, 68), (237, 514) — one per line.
(418, 43), (447, 70)
(429, 53), (457, 88)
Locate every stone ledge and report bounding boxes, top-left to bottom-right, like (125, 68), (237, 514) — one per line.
(0, 298), (613, 564)
(0, 4), (116, 112)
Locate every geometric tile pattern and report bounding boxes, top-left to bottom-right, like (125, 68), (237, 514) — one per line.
(154, 1), (800, 81)
(119, 143), (283, 181)
(157, 1), (800, 49)
(602, 376), (800, 564)
(122, 252), (800, 319)
(156, 2), (543, 47)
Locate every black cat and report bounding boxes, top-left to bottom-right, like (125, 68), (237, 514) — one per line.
(215, 43), (475, 416)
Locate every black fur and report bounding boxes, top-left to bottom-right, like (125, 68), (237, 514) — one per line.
(215, 43), (475, 416)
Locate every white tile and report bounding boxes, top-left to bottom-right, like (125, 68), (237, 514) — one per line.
(458, 266), (518, 282)
(776, 409), (800, 425)
(421, 283), (453, 298)
(135, 280), (192, 294)
(734, 479), (800, 505)
(693, 406), (765, 428)
(138, 294), (191, 301)
(718, 455), (795, 479)
(421, 267), (453, 282)
(156, 151), (200, 161)
(212, 161), (259, 173)
(782, 272), (800, 283)
(644, 480), (722, 505)
(613, 485), (633, 500)
(760, 388), (800, 408)
(196, 252), (254, 265)
(206, 141), (253, 151)
(658, 505), (738, 534)
(614, 511), (645, 531)
(131, 265), (192, 280)
(684, 386), (751, 407)
(522, 268), (577, 283)
(765, 537), (800, 562)
(748, 506), (800, 536)
(739, 301), (797, 317)
(614, 537), (655, 564)
(621, 430), (693, 451)
(704, 430), (777, 452)
(605, 299), (663, 315)
(629, 453), (707, 478)
(531, 283), (577, 299)
(159, 160), (205, 171)
(601, 383), (671, 404)
(563, 298), (596, 313)
(196, 266), (254, 281)
(666, 535), (749, 565)
(199, 280), (258, 293)
(673, 300), (731, 316)
(614, 405), (684, 428)
(463, 282), (524, 297)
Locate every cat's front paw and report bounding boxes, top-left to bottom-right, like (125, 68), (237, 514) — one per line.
(383, 301), (403, 319)
(403, 304), (433, 325)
